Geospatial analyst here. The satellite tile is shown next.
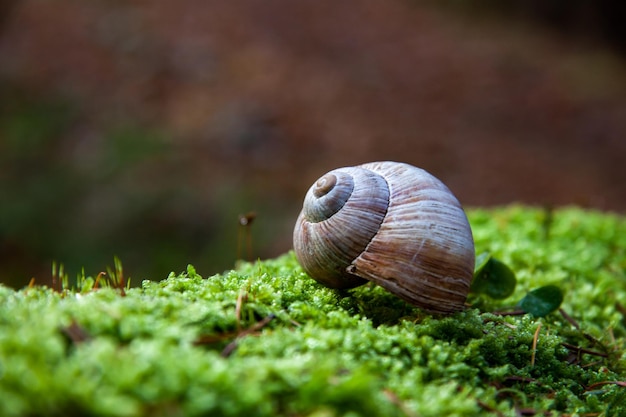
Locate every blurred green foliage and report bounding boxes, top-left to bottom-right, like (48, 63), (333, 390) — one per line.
(0, 85), (236, 288)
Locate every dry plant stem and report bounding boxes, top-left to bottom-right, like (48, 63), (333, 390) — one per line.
(383, 389), (421, 417)
(504, 376), (537, 384)
(93, 272), (106, 290)
(531, 323), (542, 367)
(476, 399), (505, 417)
(492, 309), (526, 316)
(561, 343), (608, 358)
(220, 314), (275, 358)
(62, 321), (91, 345)
(581, 360), (605, 369)
(585, 381), (626, 391)
(559, 308), (580, 329)
(608, 327), (617, 345)
(193, 314), (275, 352)
(237, 212), (256, 261)
(560, 309), (613, 360)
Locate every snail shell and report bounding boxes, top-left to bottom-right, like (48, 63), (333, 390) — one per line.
(293, 161), (475, 314)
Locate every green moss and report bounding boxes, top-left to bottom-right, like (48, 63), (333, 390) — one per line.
(0, 206), (625, 416)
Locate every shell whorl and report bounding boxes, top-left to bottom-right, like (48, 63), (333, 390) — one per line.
(293, 161), (475, 314)
(293, 167), (390, 288)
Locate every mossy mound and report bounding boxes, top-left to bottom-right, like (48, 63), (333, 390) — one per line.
(1, 206), (625, 416)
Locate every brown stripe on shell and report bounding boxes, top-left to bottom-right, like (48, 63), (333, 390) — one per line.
(350, 162), (475, 314)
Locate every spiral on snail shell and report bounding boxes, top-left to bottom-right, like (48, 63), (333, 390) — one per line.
(293, 161), (475, 314)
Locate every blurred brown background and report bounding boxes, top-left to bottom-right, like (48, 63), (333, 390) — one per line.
(1, 0), (625, 287)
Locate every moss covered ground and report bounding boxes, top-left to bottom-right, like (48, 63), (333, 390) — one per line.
(1, 206), (625, 416)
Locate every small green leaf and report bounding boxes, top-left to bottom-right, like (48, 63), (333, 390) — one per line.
(470, 253), (516, 299)
(517, 285), (564, 317)
(473, 252), (492, 275)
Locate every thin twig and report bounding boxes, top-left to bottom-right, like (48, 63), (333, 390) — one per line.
(559, 308), (580, 330)
(585, 380), (626, 391)
(504, 376), (537, 384)
(238, 314), (275, 338)
(561, 343), (608, 358)
(492, 309), (527, 316)
(581, 360), (605, 369)
(220, 314), (276, 357)
(476, 400), (505, 417)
